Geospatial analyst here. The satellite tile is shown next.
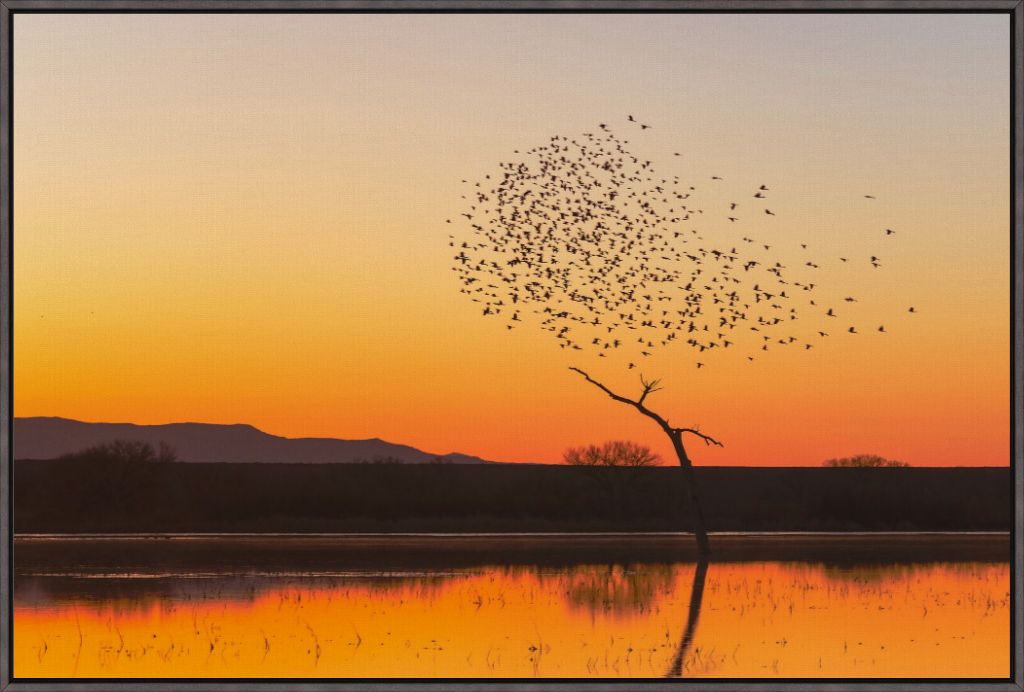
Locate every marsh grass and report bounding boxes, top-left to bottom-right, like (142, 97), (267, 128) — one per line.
(12, 559), (1010, 678)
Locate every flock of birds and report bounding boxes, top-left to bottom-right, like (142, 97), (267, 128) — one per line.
(448, 118), (914, 369)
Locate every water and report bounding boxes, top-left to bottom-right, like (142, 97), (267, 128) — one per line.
(13, 534), (1010, 678)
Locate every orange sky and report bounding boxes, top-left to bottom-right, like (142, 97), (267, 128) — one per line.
(13, 13), (1010, 466)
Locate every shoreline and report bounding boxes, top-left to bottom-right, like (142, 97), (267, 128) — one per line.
(13, 529), (1012, 540)
(13, 532), (1010, 575)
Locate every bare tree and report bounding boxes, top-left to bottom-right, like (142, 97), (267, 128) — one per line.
(564, 440), (660, 467)
(570, 369), (720, 555)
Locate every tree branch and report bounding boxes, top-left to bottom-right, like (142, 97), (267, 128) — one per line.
(569, 367), (634, 405)
(675, 428), (725, 448)
(569, 368), (726, 449)
(638, 375), (662, 406)
(569, 367), (672, 433)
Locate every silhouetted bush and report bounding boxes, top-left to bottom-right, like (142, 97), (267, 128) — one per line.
(824, 454), (909, 468)
(58, 439), (178, 464)
(564, 440), (660, 467)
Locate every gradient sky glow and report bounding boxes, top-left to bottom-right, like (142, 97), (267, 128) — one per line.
(13, 13), (1010, 466)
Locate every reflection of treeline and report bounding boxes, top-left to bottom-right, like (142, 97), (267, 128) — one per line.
(560, 563), (677, 615)
(13, 460), (1009, 533)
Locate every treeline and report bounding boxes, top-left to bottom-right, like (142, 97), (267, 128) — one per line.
(13, 460), (1010, 533)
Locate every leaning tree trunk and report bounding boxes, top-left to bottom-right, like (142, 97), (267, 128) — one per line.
(568, 368), (720, 557)
(669, 432), (711, 556)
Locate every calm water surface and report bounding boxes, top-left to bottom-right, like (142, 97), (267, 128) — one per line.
(13, 535), (1010, 678)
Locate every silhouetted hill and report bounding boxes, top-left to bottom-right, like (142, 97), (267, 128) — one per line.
(12, 461), (1010, 534)
(14, 417), (493, 465)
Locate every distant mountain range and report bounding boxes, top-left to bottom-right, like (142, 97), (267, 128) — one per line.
(13, 417), (495, 465)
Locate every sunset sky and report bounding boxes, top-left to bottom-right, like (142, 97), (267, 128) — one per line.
(13, 13), (1010, 466)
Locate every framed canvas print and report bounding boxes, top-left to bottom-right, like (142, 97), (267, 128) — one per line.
(0, 1), (1020, 690)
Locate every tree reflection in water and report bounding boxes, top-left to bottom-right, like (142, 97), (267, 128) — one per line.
(556, 559), (713, 677)
(561, 563), (676, 616)
(666, 558), (710, 677)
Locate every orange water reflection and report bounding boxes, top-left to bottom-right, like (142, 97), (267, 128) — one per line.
(15, 561), (1009, 678)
